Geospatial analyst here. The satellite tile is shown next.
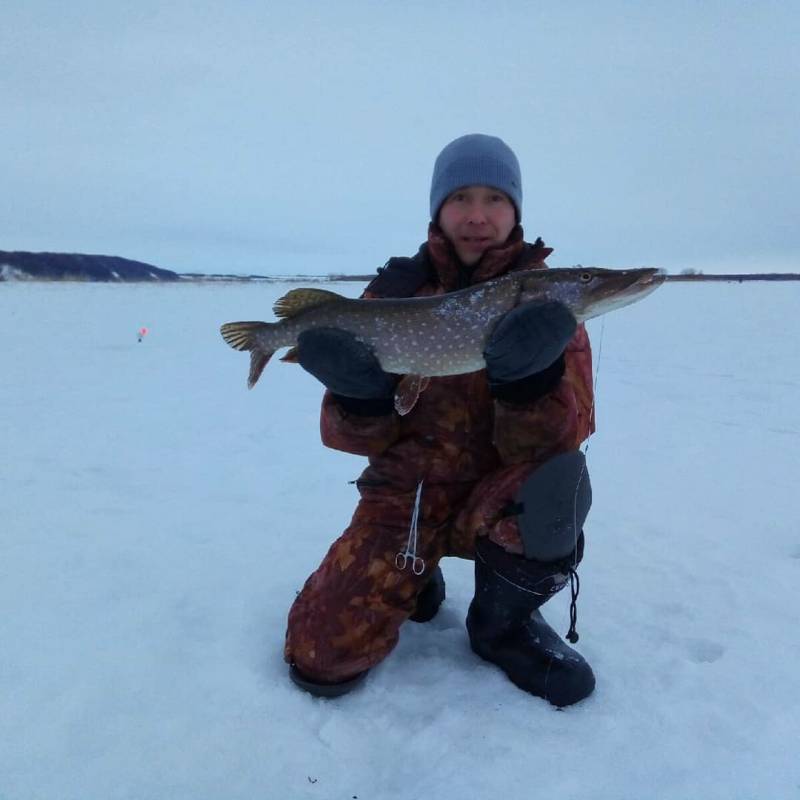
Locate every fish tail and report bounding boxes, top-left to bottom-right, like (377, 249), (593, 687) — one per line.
(219, 321), (276, 389)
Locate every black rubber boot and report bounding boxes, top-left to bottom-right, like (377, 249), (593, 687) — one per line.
(289, 664), (368, 698)
(466, 537), (595, 707)
(409, 565), (446, 623)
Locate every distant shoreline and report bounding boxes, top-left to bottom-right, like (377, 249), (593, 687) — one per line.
(662, 273), (800, 282)
(3, 250), (799, 285)
(181, 271), (800, 284)
(177, 272), (373, 283)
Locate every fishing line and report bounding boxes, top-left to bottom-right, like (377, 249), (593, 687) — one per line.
(573, 315), (605, 561)
(565, 317), (605, 643)
(589, 317), (606, 420)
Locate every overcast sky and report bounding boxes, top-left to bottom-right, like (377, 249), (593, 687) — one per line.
(2, 1), (798, 275)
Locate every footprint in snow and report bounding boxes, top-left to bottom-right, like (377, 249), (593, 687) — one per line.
(685, 638), (726, 664)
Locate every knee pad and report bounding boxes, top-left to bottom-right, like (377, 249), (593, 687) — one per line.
(514, 451), (591, 561)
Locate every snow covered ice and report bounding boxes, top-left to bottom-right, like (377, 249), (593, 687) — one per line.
(1, 278), (799, 799)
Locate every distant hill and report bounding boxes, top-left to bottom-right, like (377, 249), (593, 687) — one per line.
(0, 251), (179, 282)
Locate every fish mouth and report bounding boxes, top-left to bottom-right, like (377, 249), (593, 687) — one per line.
(630, 267), (667, 292)
(583, 267), (666, 319)
(637, 268), (666, 286)
(615, 267), (665, 292)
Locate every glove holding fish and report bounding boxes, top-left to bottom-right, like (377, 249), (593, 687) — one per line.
(219, 266), (664, 416)
(294, 327), (398, 416)
(484, 300), (578, 404)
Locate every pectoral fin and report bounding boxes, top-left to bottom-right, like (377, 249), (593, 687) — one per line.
(394, 375), (430, 416)
(280, 346), (300, 363)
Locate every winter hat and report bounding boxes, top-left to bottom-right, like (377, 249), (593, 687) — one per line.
(430, 133), (522, 222)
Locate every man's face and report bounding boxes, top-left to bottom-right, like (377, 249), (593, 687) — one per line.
(437, 185), (517, 266)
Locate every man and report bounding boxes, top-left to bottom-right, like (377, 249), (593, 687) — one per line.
(284, 134), (596, 706)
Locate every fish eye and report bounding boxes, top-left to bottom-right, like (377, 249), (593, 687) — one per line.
(580, 272), (592, 283)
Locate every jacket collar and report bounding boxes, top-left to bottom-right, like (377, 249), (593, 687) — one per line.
(425, 224), (553, 291)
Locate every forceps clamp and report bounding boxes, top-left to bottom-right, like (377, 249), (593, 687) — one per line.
(395, 480), (425, 575)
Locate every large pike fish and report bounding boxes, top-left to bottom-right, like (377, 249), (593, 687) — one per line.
(220, 266), (664, 415)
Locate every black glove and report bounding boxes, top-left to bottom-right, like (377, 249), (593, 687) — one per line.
(484, 300), (577, 404)
(296, 327), (397, 416)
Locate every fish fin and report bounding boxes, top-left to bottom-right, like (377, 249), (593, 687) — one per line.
(248, 350), (273, 389)
(220, 321), (269, 351)
(394, 374), (428, 416)
(280, 346), (300, 363)
(219, 322), (274, 388)
(273, 288), (343, 319)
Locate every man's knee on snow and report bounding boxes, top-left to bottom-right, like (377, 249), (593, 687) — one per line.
(285, 612), (375, 685)
(284, 560), (417, 684)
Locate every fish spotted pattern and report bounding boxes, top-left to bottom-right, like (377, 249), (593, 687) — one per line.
(220, 264), (663, 414)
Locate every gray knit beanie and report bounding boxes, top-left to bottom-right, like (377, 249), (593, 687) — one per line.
(430, 133), (522, 222)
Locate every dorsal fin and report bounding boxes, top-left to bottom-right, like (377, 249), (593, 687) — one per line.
(273, 288), (343, 319)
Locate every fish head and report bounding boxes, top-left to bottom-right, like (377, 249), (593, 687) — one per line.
(517, 266), (665, 322)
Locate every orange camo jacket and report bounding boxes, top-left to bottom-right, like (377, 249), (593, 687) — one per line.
(318, 226), (595, 551)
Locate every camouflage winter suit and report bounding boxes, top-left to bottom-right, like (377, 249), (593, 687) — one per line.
(284, 225), (595, 683)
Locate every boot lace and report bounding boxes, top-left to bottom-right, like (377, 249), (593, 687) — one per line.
(566, 566), (580, 643)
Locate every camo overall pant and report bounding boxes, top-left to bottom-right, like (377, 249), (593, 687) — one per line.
(284, 464), (537, 683)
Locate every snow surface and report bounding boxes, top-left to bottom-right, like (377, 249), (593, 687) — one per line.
(1, 279), (799, 800)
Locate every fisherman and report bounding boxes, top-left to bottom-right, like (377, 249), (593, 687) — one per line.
(284, 134), (596, 706)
